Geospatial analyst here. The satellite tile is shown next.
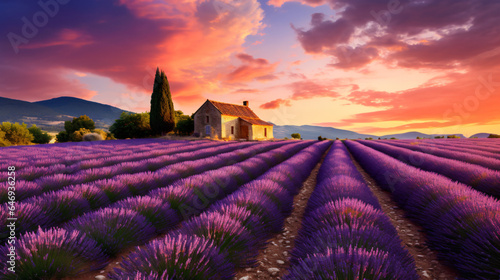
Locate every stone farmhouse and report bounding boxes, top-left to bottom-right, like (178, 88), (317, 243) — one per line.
(193, 100), (274, 140)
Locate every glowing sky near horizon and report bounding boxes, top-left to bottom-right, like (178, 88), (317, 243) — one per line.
(1, 0), (500, 136)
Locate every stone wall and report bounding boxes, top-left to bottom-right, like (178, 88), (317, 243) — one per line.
(193, 101), (222, 138)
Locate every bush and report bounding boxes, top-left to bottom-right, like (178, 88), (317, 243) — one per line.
(291, 133), (301, 139)
(318, 136), (328, 141)
(447, 135), (460, 138)
(71, 128), (92, 142)
(83, 133), (103, 141)
(0, 130), (9, 147)
(488, 134), (500, 138)
(64, 115), (95, 134)
(174, 113), (194, 136)
(110, 112), (152, 139)
(0, 122), (33, 145)
(28, 125), (52, 144)
(56, 131), (70, 143)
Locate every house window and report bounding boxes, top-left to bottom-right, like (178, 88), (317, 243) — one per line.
(264, 128), (267, 137)
(231, 126), (234, 135)
(206, 116), (209, 123)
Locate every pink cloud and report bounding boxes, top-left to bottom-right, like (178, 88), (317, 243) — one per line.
(260, 98), (291, 109)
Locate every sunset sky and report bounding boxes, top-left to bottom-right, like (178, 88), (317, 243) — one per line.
(1, 0), (499, 136)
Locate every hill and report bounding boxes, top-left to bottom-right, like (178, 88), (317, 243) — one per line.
(380, 131), (467, 139)
(273, 125), (376, 140)
(470, 133), (492, 138)
(0, 96), (130, 132)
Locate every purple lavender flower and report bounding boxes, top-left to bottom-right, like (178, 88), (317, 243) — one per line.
(0, 227), (108, 279)
(110, 235), (234, 280)
(63, 208), (156, 256)
(111, 196), (180, 233)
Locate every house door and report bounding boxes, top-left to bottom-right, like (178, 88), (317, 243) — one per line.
(240, 125), (249, 139)
(205, 125), (211, 136)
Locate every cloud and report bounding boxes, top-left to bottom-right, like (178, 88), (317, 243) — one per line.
(260, 79), (345, 109)
(260, 98), (291, 109)
(226, 53), (279, 83)
(292, 13), (355, 53)
(268, 0), (327, 7)
(289, 0), (500, 71)
(289, 80), (340, 100)
(0, 0), (265, 107)
(337, 70), (500, 131)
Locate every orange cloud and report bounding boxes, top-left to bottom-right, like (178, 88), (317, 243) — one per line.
(260, 98), (291, 109)
(226, 53), (279, 83)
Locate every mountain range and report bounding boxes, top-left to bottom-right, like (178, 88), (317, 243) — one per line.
(0, 96), (130, 132)
(0, 96), (493, 138)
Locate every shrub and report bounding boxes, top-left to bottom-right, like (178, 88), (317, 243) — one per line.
(447, 135), (460, 138)
(110, 112), (152, 139)
(56, 131), (70, 142)
(28, 125), (52, 144)
(64, 115), (95, 134)
(71, 128), (91, 142)
(488, 134), (500, 138)
(0, 122), (33, 145)
(291, 133), (301, 139)
(0, 129), (10, 147)
(83, 133), (103, 141)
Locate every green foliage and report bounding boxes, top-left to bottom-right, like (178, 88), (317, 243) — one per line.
(291, 133), (301, 139)
(446, 135), (460, 138)
(0, 130), (10, 147)
(150, 68), (175, 135)
(390, 137), (397, 140)
(64, 115), (95, 134)
(93, 129), (115, 140)
(174, 112), (194, 136)
(365, 137), (373, 140)
(488, 134), (500, 138)
(434, 136), (445, 139)
(71, 128), (92, 142)
(318, 136), (328, 141)
(56, 131), (70, 142)
(28, 125), (52, 144)
(0, 122), (33, 146)
(110, 112), (153, 139)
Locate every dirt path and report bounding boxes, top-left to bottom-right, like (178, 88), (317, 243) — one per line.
(347, 148), (459, 280)
(233, 149), (328, 280)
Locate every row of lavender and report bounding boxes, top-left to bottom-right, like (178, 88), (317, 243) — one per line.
(284, 141), (418, 279)
(0, 141), (248, 203)
(109, 140), (331, 279)
(389, 139), (500, 158)
(0, 141), (316, 279)
(0, 138), (176, 167)
(380, 140), (500, 169)
(346, 140), (500, 280)
(0, 141), (294, 242)
(0, 140), (225, 183)
(358, 140), (500, 198)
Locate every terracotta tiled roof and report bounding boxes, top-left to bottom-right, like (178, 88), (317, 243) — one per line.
(208, 100), (260, 119)
(239, 117), (273, 126)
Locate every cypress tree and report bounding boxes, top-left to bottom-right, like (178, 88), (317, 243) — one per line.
(150, 67), (175, 135)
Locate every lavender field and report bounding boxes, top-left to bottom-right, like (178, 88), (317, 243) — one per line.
(1, 138), (500, 280)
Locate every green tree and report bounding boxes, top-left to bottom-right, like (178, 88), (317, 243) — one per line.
(150, 68), (175, 135)
(110, 112), (152, 139)
(447, 135), (460, 138)
(28, 125), (52, 144)
(64, 115), (95, 134)
(291, 133), (301, 139)
(0, 122), (33, 145)
(174, 112), (194, 136)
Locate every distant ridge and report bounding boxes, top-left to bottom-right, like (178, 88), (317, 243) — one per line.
(0, 96), (130, 132)
(470, 133), (492, 138)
